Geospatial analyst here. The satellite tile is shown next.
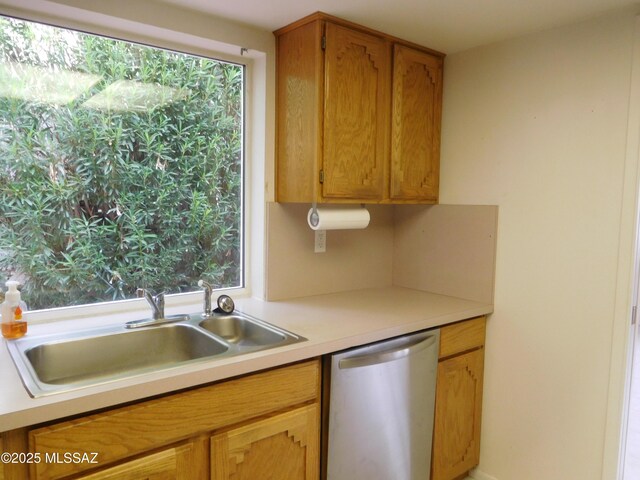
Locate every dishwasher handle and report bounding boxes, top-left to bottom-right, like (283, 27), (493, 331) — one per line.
(338, 332), (438, 369)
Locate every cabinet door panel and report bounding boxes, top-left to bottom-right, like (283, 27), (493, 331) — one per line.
(391, 44), (442, 202)
(432, 348), (484, 480)
(323, 23), (389, 200)
(211, 404), (319, 480)
(276, 20), (323, 202)
(77, 443), (199, 480)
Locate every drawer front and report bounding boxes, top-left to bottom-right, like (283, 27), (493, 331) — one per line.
(30, 359), (320, 479)
(438, 317), (486, 359)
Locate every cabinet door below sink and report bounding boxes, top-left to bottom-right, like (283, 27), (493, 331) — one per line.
(211, 404), (319, 480)
(76, 442), (202, 480)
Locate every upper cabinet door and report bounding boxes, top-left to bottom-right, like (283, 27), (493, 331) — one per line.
(322, 23), (390, 200)
(390, 44), (443, 202)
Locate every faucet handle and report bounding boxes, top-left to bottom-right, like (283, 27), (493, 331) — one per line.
(198, 280), (213, 317)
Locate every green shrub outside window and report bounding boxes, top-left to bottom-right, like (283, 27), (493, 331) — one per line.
(0, 16), (244, 310)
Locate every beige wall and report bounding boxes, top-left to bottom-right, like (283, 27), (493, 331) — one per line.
(1, 0), (273, 56)
(441, 10), (637, 480)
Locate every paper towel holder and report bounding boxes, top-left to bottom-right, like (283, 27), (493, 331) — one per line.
(309, 203), (320, 229)
(308, 203), (368, 230)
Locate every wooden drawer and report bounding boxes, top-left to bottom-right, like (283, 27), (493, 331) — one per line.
(438, 316), (486, 359)
(29, 359), (320, 479)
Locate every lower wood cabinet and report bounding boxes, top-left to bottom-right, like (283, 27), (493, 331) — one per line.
(431, 316), (486, 480)
(211, 404), (319, 480)
(1, 359), (320, 480)
(0, 435), (4, 480)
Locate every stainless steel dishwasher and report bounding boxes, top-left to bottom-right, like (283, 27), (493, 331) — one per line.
(325, 328), (440, 480)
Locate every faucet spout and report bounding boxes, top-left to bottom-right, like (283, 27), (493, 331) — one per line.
(126, 289), (185, 329)
(137, 288), (165, 320)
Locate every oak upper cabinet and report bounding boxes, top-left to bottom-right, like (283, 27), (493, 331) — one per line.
(275, 12), (444, 204)
(432, 317), (486, 480)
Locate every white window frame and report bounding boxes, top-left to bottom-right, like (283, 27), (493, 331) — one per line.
(0, 3), (268, 324)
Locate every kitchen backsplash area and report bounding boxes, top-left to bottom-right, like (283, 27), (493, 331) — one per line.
(393, 204), (498, 304)
(265, 202), (498, 303)
(265, 203), (395, 300)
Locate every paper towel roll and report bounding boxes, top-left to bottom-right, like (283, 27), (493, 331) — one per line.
(307, 207), (370, 231)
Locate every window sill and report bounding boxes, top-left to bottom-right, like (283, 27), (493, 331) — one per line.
(24, 287), (251, 327)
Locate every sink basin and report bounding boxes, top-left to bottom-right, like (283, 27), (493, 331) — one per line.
(8, 323), (228, 396)
(25, 324), (228, 385)
(6, 310), (305, 398)
(199, 314), (287, 347)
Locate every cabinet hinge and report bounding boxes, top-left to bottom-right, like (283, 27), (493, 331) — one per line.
(321, 35), (326, 50)
(319, 169), (325, 184)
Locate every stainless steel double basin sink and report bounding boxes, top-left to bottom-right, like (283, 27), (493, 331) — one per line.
(6, 312), (305, 397)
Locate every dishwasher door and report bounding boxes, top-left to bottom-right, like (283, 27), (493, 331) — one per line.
(325, 329), (440, 480)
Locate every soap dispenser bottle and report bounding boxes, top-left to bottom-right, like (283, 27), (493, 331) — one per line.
(1, 281), (27, 339)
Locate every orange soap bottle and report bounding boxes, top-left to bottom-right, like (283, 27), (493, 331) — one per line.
(1, 281), (27, 339)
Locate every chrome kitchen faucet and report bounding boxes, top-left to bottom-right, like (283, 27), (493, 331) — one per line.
(137, 288), (165, 320)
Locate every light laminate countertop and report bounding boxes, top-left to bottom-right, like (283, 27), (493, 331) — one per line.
(0, 286), (492, 432)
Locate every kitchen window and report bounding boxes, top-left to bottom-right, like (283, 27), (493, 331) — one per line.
(0, 15), (245, 312)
